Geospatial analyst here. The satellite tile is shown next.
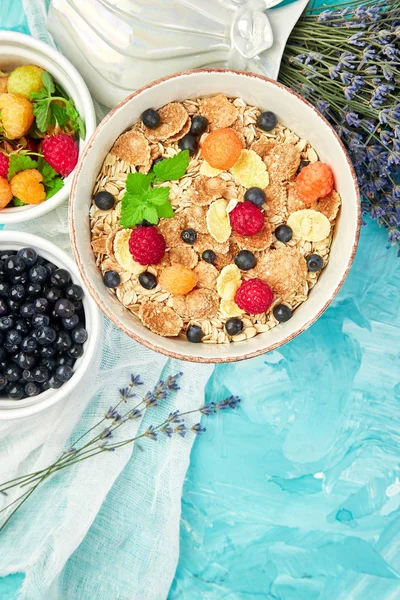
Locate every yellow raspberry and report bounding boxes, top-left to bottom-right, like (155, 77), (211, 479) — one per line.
(7, 65), (44, 99)
(159, 265), (197, 295)
(10, 169), (46, 205)
(0, 176), (13, 209)
(0, 93), (34, 140)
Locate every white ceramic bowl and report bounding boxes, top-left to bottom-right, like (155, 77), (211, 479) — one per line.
(0, 31), (96, 224)
(70, 69), (360, 363)
(0, 231), (101, 420)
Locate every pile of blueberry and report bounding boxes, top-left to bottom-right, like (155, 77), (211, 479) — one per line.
(0, 248), (87, 400)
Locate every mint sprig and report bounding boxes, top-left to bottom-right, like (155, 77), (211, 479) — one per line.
(7, 154), (64, 200)
(120, 151), (190, 228)
(30, 72), (86, 139)
(8, 155), (37, 181)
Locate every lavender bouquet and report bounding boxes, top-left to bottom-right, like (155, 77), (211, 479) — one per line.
(279, 0), (400, 251)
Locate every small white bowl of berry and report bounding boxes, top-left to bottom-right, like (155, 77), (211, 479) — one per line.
(0, 230), (101, 420)
(0, 31), (96, 224)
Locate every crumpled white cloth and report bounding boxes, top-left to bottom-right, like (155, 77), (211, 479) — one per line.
(0, 3), (214, 598)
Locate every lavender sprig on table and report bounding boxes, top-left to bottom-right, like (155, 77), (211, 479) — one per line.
(279, 0), (400, 252)
(0, 372), (240, 531)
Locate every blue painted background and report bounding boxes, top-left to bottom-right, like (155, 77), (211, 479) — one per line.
(2, 0), (400, 598)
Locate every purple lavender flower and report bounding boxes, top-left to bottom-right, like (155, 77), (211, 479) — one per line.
(129, 409), (142, 420)
(191, 423), (206, 436)
(174, 424), (188, 438)
(144, 426), (157, 441)
(167, 410), (182, 423)
(165, 372), (182, 391)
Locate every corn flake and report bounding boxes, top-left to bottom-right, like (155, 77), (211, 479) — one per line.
(139, 301), (183, 337)
(144, 103), (188, 141)
(264, 144), (300, 181)
(199, 160), (223, 177)
(199, 94), (238, 129)
(111, 131), (150, 167)
(254, 248), (307, 297)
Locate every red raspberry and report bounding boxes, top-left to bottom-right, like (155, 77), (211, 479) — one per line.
(41, 134), (79, 177)
(296, 162), (334, 204)
(234, 278), (274, 314)
(229, 201), (264, 236)
(129, 226), (166, 265)
(0, 153), (9, 179)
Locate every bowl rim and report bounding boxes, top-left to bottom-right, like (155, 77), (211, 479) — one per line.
(70, 68), (361, 364)
(0, 230), (102, 420)
(0, 31), (96, 224)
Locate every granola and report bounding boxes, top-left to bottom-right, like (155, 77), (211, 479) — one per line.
(90, 94), (341, 345)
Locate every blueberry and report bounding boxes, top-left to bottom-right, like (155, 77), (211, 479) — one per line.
(273, 304), (292, 323)
(234, 250), (256, 271)
(24, 382), (40, 397)
(181, 228), (197, 244)
(67, 344), (83, 359)
(4, 340), (19, 354)
(14, 319), (29, 335)
(298, 159), (310, 172)
(0, 316), (14, 331)
(22, 369), (36, 382)
(5, 255), (25, 274)
(5, 365), (21, 382)
(0, 374), (8, 392)
(186, 325), (204, 343)
(0, 251), (16, 260)
(31, 314), (50, 329)
(36, 326), (57, 346)
(103, 270), (121, 288)
(55, 331), (72, 352)
(17, 247), (37, 267)
(0, 282), (9, 297)
(138, 271), (157, 290)
(29, 265), (48, 284)
(41, 381), (51, 392)
(49, 375), (63, 389)
(57, 355), (74, 368)
(10, 284), (26, 303)
(0, 299), (7, 316)
(257, 111), (278, 132)
(33, 365), (49, 383)
(201, 250), (216, 264)
(11, 272), (28, 285)
(137, 219), (153, 227)
(26, 282), (42, 297)
(50, 269), (71, 288)
(21, 336), (38, 353)
(178, 134), (198, 156)
(20, 302), (35, 319)
(244, 187), (266, 207)
(225, 318), (243, 336)
(54, 299), (75, 319)
(45, 262), (58, 276)
(33, 297), (49, 314)
(190, 116), (208, 136)
(7, 383), (24, 400)
(142, 108), (160, 129)
(56, 365), (73, 382)
(17, 352), (37, 370)
(94, 190), (115, 211)
(62, 313), (80, 330)
(44, 286), (62, 303)
(40, 358), (57, 372)
(40, 345), (56, 358)
(275, 224), (293, 243)
(7, 298), (20, 314)
(66, 284), (83, 302)
(6, 329), (22, 346)
(306, 254), (324, 272)
(71, 326), (88, 344)
(72, 300), (82, 312)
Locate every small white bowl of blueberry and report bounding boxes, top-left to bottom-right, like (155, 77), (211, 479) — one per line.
(0, 230), (101, 419)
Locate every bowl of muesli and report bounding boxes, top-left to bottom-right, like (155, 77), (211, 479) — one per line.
(70, 69), (360, 363)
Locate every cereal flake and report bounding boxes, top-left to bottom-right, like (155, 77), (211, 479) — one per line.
(111, 131), (151, 167)
(144, 103), (188, 141)
(230, 150), (269, 189)
(199, 94), (238, 129)
(139, 301), (183, 337)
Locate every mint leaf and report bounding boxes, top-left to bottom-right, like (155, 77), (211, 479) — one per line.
(157, 201), (175, 219)
(37, 157), (57, 183)
(120, 197), (144, 228)
(13, 197), (26, 206)
(142, 205), (158, 224)
(33, 100), (51, 133)
(65, 101), (86, 139)
(8, 154), (37, 181)
(153, 150), (190, 182)
(45, 177), (64, 199)
(51, 103), (68, 126)
(148, 186), (170, 206)
(126, 172), (152, 196)
(42, 71), (55, 95)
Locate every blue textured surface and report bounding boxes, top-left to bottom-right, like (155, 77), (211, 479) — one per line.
(170, 218), (400, 599)
(2, 1), (400, 598)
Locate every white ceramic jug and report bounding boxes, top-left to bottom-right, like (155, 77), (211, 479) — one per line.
(48, 0), (308, 107)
